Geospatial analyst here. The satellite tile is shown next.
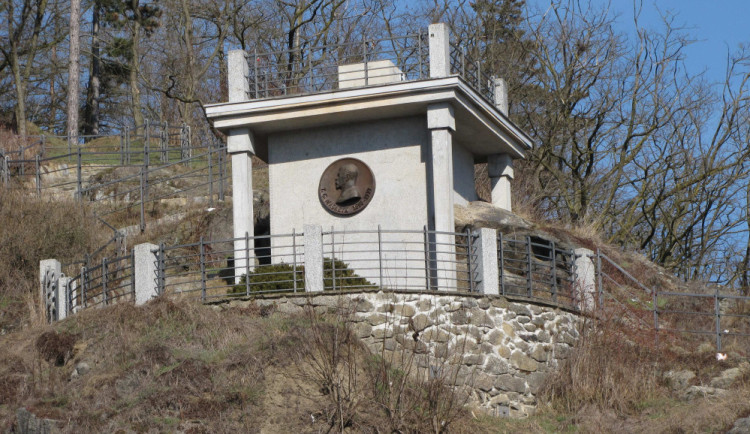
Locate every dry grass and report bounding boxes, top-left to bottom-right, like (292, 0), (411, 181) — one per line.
(0, 190), (109, 332)
(0, 298), (486, 433)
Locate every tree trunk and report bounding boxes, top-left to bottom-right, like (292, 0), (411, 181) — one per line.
(83, 1), (100, 136)
(67, 0), (81, 147)
(130, 16), (144, 133)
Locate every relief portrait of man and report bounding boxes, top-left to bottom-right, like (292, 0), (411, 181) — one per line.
(335, 163), (361, 205)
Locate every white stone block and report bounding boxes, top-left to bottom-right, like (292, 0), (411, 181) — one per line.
(494, 77), (509, 116)
(429, 23), (451, 78)
(475, 228), (499, 295)
(40, 259), (61, 320)
(58, 276), (71, 320)
(573, 248), (596, 312)
(304, 225), (324, 292)
(134, 243), (158, 305)
(228, 50), (250, 102)
(338, 60), (404, 88)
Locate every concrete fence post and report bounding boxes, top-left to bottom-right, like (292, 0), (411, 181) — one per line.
(39, 259), (61, 322)
(228, 50), (250, 102)
(573, 248), (596, 313)
(429, 23), (450, 78)
(493, 77), (509, 116)
(474, 228), (499, 295)
(304, 224), (324, 292)
(134, 243), (159, 305)
(58, 275), (71, 320)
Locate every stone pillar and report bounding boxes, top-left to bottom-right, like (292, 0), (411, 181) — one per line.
(58, 276), (71, 320)
(40, 259), (61, 321)
(304, 224), (324, 292)
(429, 23), (450, 78)
(573, 248), (596, 312)
(493, 77), (509, 116)
(228, 50), (249, 102)
(474, 228), (499, 295)
(134, 243), (158, 305)
(229, 130), (256, 282)
(488, 154), (513, 211)
(427, 102), (456, 290)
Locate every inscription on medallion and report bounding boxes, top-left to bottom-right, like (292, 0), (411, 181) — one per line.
(319, 158), (375, 216)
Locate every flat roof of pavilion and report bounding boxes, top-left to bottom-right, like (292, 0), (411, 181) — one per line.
(205, 76), (533, 162)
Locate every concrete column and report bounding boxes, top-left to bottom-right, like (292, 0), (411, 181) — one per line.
(134, 243), (158, 305)
(40, 259), (61, 321)
(488, 154), (514, 211)
(229, 129), (256, 282)
(493, 77), (509, 116)
(58, 276), (71, 320)
(228, 50), (250, 102)
(427, 102), (456, 290)
(474, 228), (499, 295)
(429, 23), (450, 78)
(304, 224), (324, 292)
(573, 248), (596, 313)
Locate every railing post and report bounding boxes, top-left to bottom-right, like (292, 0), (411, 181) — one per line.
(208, 146), (214, 208)
(378, 225), (383, 288)
(466, 227), (474, 291)
(35, 155), (41, 196)
(120, 132), (125, 165)
(363, 39), (369, 86)
(474, 228), (498, 295)
(550, 241), (558, 302)
(76, 148), (82, 200)
(423, 225), (431, 291)
(102, 257), (108, 306)
(158, 243), (165, 295)
(330, 227), (336, 291)
(218, 147), (225, 201)
(2, 155), (9, 187)
(125, 128), (131, 164)
(254, 49), (259, 99)
(245, 232), (251, 296)
(292, 229), (298, 292)
(596, 249), (603, 308)
(303, 224), (324, 292)
(139, 169), (146, 233)
(134, 243), (158, 305)
(229, 50), (250, 102)
(82, 266), (88, 308)
(498, 232), (505, 295)
(199, 236), (207, 301)
(715, 288), (722, 352)
(526, 235), (533, 298)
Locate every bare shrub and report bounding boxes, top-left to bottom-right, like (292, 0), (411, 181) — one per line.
(541, 316), (666, 414)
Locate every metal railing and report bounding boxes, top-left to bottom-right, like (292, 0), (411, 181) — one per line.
(595, 251), (750, 353)
(321, 227), (478, 292)
(157, 232), (305, 301)
(247, 33), (429, 100)
(67, 252), (135, 312)
(449, 45), (497, 106)
(498, 233), (576, 306)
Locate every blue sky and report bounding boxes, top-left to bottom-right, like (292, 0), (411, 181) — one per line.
(530, 0), (749, 82)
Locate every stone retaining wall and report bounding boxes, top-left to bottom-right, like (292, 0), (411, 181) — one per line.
(226, 290), (580, 418)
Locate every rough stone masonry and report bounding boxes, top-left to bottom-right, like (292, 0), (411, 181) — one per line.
(228, 291), (580, 418)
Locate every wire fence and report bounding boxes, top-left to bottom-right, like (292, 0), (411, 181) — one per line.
(246, 32), (429, 100)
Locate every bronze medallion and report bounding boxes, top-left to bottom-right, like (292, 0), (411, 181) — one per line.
(318, 158), (376, 216)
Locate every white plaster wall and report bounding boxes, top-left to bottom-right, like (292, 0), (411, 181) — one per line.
(268, 116), (431, 287)
(453, 142), (478, 206)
